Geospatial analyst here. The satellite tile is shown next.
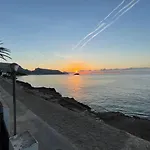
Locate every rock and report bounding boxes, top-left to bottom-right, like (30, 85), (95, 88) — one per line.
(133, 116), (140, 119)
(58, 97), (91, 112)
(16, 80), (33, 89)
(34, 87), (56, 93)
(17, 80), (91, 112)
(96, 112), (128, 121)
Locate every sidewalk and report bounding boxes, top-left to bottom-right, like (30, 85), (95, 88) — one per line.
(0, 81), (76, 150)
(0, 78), (150, 150)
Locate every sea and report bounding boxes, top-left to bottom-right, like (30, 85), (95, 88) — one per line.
(18, 69), (150, 118)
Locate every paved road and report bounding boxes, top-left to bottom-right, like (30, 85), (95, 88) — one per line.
(0, 78), (150, 150)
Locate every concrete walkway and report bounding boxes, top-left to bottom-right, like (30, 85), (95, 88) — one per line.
(0, 78), (150, 150)
(0, 80), (76, 150)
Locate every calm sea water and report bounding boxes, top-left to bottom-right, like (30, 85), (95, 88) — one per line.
(18, 72), (150, 118)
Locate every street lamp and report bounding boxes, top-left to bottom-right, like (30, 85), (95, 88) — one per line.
(10, 63), (19, 135)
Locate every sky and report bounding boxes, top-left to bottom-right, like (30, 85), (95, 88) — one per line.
(0, 0), (150, 72)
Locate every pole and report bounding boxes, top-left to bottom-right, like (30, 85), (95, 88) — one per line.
(13, 72), (16, 136)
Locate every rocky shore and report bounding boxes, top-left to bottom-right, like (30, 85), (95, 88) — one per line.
(17, 80), (150, 142)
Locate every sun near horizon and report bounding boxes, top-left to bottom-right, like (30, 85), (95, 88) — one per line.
(20, 60), (150, 75)
(61, 61), (94, 73)
(21, 61), (94, 74)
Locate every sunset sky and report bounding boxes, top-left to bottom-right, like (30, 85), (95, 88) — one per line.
(0, 0), (150, 72)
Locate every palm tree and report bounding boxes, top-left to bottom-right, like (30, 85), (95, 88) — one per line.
(0, 41), (11, 61)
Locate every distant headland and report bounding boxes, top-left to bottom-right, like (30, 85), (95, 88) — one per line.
(18, 67), (68, 75)
(0, 63), (68, 76)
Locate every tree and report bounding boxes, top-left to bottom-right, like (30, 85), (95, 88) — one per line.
(0, 41), (11, 61)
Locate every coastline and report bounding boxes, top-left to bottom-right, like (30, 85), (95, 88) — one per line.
(16, 80), (150, 142)
(1, 77), (150, 149)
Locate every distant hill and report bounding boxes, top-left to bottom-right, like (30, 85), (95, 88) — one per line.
(18, 66), (31, 75)
(0, 63), (68, 76)
(31, 68), (68, 75)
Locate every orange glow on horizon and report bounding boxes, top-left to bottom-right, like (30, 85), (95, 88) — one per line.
(62, 61), (92, 73)
(22, 61), (98, 74)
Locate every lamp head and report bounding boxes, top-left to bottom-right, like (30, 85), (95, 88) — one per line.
(10, 63), (19, 72)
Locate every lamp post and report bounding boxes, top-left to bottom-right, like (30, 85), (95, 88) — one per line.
(10, 63), (19, 136)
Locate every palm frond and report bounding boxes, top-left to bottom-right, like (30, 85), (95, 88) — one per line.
(0, 47), (10, 53)
(0, 53), (11, 59)
(0, 43), (11, 61)
(0, 56), (7, 61)
(0, 51), (10, 56)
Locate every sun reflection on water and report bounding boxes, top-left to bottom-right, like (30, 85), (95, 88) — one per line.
(67, 75), (83, 98)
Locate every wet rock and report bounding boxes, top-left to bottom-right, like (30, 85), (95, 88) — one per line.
(96, 112), (128, 121)
(17, 80), (33, 89)
(59, 97), (91, 112)
(34, 87), (56, 93)
(17, 80), (91, 112)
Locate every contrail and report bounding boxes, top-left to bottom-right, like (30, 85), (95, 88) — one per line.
(113, 0), (135, 19)
(97, 0), (126, 26)
(80, 23), (114, 49)
(71, 23), (106, 51)
(79, 0), (140, 49)
(72, 0), (126, 51)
